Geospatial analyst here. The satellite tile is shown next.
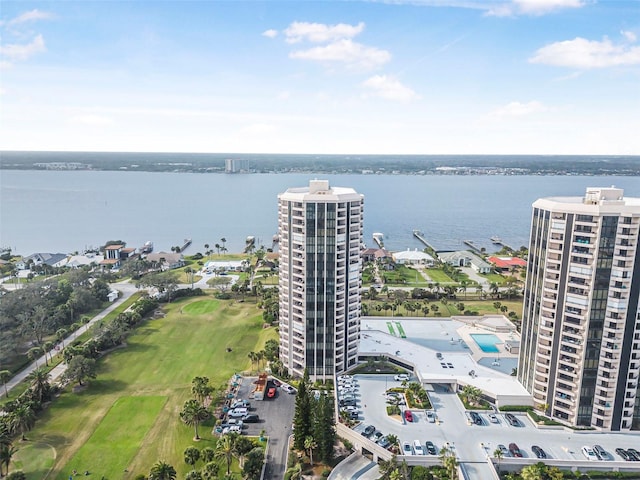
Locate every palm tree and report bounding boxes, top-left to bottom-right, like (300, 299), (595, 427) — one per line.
(43, 341), (54, 366)
(201, 447), (215, 463)
(184, 446), (201, 466)
(304, 436), (317, 466)
(27, 368), (50, 403)
(221, 238), (227, 253)
(204, 244), (210, 260)
(215, 434), (235, 475)
(493, 447), (503, 475)
(0, 370), (10, 398)
(27, 347), (42, 368)
(9, 403), (36, 441)
(439, 445), (458, 480)
(386, 434), (400, 454)
(56, 328), (68, 350)
(0, 443), (18, 477)
(185, 470), (202, 480)
(285, 462), (302, 480)
(180, 399), (209, 440)
(148, 461), (177, 480)
(202, 461), (219, 479)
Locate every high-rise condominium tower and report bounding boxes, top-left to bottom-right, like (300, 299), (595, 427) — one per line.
(519, 187), (640, 431)
(278, 180), (363, 380)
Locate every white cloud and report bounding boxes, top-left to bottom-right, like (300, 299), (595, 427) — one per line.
(488, 100), (548, 119)
(621, 30), (637, 43)
(487, 0), (586, 16)
(69, 114), (114, 126)
(262, 29), (278, 39)
(7, 9), (55, 26)
(290, 39), (391, 70)
(284, 21), (365, 44)
(362, 75), (420, 102)
(276, 91), (290, 100)
(240, 123), (278, 134)
(530, 36), (640, 68)
(0, 34), (46, 62)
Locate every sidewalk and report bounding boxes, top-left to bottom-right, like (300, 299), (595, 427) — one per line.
(4, 280), (138, 394)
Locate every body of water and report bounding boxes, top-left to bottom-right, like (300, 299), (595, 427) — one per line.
(0, 170), (636, 256)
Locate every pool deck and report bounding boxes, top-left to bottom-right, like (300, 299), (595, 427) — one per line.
(359, 315), (531, 405)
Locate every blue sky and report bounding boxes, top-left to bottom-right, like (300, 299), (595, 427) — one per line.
(1, 0), (639, 154)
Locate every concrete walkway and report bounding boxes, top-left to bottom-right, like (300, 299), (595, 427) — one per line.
(4, 280), (139, 395)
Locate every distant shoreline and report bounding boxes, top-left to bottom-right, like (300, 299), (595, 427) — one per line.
(1, 151), (639, 176)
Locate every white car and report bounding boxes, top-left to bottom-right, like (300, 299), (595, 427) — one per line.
(402, 442), (413, 455)
(394, 374), (410, 381)
(488, 413), (499, 423)
(413, 440), (425, 455)
(341, 405), (358, 413)
(582, 446), (598, 461)
(426, 411), (436, 423)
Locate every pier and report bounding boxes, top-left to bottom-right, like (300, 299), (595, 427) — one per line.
(490, 236), (514, 251)
(463, 240), (482, 254)
(180, 238), (192, 252)
(413, 230), (437, 251)
(373, 233), (384, 248)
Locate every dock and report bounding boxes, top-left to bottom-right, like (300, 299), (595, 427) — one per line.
(490, 237), (514, 251)
(463, 240), (482, 254)
(373, 232), (384, 248)
(180, 238), (192, 252)
(413, 230), (436, 251)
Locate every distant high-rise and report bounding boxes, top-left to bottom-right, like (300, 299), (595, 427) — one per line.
(225, 158), (249, 173)
(519, 187), (640, 431)
(278, 180), (363, 380)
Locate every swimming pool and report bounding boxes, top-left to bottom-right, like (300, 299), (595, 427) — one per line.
(470, 333), (501, 353)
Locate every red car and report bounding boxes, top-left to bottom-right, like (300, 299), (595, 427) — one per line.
(267, 387), (276, 398)
(404, 410), (413, 422)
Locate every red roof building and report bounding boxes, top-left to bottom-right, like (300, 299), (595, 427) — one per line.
(488, 256), (527, 272)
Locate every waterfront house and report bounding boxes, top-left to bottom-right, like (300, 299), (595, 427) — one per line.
(392, 248), (435, 266)
(438, 250), (491, 274)
(487, 255), (526, 273)
(146, 252), (184, 270)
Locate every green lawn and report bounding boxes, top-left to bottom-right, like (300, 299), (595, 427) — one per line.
(17, 295), (276, 479)
(11, 442), (56, 479)
(424, 268), (455, 283)
(57, 396), (167, 479)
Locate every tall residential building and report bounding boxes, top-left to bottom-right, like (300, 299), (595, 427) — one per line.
(519, 187), (640, 431)
(278, 180), (364, 380)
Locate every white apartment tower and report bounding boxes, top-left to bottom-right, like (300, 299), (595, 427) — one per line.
(278, 180), (364, 380)
(519, 187), (640, 431)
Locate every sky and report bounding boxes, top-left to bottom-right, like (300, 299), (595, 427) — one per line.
(1, 0), (639, 155)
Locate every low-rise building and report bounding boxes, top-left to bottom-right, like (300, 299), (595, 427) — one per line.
(438, 250), (491, 274)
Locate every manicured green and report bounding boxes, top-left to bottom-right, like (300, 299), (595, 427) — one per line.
(479, 273), (506, 284)
(10, 442), (55, 480)
(57, 396), (167, 479)
(22, 295), (276, 479)
(423, 268), (454, 283)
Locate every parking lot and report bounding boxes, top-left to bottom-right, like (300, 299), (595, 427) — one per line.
(341, 374), (640, 466)
(228, 376), (296, 480)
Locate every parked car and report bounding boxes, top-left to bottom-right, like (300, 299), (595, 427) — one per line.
(425, 441), (437, 455)
(532, 445), (547, 459)
(228, 408), (248, 418)
(231, 399), (250, 409)
(488, 413), (498, 423)
(616, 448), (632, 461)
(413, 440), (425, 455)
(505, 413), (519, 426)
(402, 442), (412, 455)
(266, 387), (276, 398)
(404, 410), (414, 422)
(628, 449), (640, 461)
(497, 444), (510, 457)
(338, 375), (353, 381)
(271, 378), (282, 387)
(282, 384), (297, 394)
(377, 436), (391, 449)
(227, 418), (243, 428)
(373, 431), (384, 441)
(242, 414), (259, 423)
(363, 425), (376, 437)
(340, 398), (356, 407)
(509, 443), (523, 458)
(426, 411), (436, 423)
(470, 412), (483, 425)
(394, 373), (410, 381)
(582, 446), (598, 461)
(593, 445), (607, 459)
(341, 405), (358, 413)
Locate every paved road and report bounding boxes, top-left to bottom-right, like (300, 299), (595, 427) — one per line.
(5, 280), (139, 394)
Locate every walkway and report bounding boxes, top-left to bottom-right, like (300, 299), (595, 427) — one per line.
(5, 280), (139, 394)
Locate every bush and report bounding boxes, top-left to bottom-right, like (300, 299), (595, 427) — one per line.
(322, 468), (331, 477)
(498, 405), (532, 412)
